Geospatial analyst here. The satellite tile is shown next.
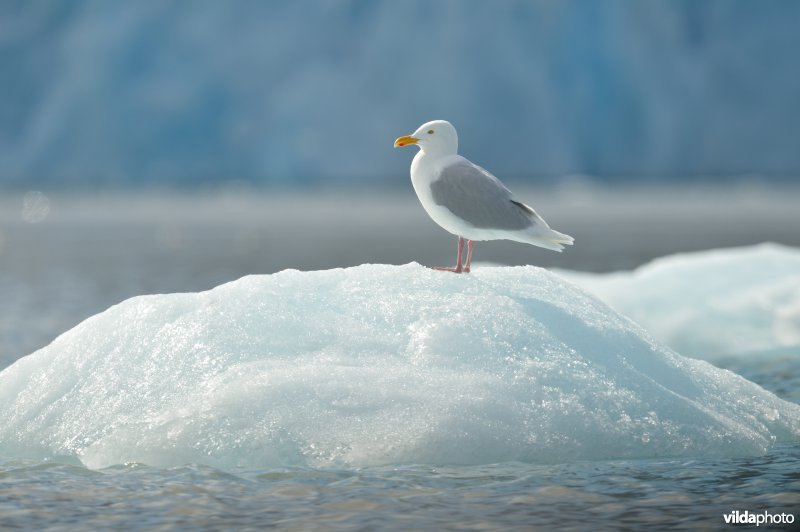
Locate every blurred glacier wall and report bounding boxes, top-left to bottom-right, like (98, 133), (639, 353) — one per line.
(1, 0), (799, 187)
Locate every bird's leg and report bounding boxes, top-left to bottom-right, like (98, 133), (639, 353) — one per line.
(455, 236), (464, 272)
(433, 236), (464, 273)
(463, 240), (475, 273)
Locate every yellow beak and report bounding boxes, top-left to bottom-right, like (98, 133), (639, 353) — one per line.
(394, 135), (419, 148)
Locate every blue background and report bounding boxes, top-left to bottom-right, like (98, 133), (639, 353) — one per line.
(2, 0), (799, 187)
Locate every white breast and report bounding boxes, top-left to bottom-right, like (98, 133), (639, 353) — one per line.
(410, 152), (480, 238)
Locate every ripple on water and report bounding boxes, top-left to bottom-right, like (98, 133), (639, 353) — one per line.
(1, 444), (799, 530)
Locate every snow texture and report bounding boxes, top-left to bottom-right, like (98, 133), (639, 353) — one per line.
(1, 264), (798, 470)
(560, 243), (800, 361)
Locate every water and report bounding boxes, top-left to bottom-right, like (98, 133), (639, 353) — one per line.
(2, 445), (799, 529)
(1, 187), (799, 529)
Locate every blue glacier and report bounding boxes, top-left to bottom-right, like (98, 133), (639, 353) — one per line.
(2, 0), (800, 186)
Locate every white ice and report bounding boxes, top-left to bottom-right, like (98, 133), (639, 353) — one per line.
(0, 263), (798, 470)
(559, 243), (800, 361)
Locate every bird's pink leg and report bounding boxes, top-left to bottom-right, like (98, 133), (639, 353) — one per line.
(433, 236), (464, 273)
(463, 240), (475, 273)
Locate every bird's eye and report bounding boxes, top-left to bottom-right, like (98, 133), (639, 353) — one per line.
(427, 130), (434, 134)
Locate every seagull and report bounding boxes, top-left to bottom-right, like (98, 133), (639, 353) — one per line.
(394, 120), (574, 273)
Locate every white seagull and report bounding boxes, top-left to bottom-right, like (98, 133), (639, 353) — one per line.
(394, 120), (574, 273)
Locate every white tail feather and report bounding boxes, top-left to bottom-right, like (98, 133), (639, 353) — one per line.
(518, 228), (574, 252)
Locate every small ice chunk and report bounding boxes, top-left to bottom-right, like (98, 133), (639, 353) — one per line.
(559, 243), (800, 360)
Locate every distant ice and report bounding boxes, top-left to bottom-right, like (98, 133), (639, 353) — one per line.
(0, 264), (798, 470)
(559, 243), (800, 361)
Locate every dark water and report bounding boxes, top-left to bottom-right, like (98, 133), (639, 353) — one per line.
(1, 187), (799, 529)
(2, 440), (799, 529)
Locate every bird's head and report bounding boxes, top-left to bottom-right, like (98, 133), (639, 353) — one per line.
(394, 120), (458, 156)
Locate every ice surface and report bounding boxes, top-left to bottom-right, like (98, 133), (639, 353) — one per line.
(1, 264), (798, 470)
(560, 243), (800, 361)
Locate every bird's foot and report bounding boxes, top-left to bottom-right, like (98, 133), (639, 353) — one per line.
(432, 266), (465, 273)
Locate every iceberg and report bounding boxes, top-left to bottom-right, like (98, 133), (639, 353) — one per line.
(559, 243), (800, 361)
(0, 264), (798, 470)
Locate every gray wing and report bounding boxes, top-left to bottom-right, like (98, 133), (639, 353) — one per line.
(429, 160), (537, 231)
